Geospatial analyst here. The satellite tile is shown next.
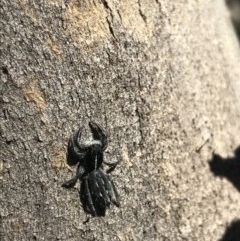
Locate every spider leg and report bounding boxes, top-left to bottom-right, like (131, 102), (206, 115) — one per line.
(108, 176), (120, 207)
(67, 127), (88, 166)
(62, 176), (78, 189)
(98, 169), (120, 207)
(83, 215), (90, 224)
(83, 176), (97, 216)
(62, 165), (85, 189)
(104, 160), (120, 174)
(89, 121), (108, 151)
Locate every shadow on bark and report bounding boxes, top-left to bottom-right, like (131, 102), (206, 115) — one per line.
(219, 220), (240, 241)
(209, 146), (240, 192)
(226, 0), (240, 43)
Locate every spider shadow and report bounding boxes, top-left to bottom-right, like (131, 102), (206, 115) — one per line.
(219, 220), (240, 241)
(226, 0), (240, 43)
(209, 146), (240, 192)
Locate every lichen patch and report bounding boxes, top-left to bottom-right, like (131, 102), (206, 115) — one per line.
(121, 145), (132, 167)
(119, 0), (162, 43)
(51, 148), (72, 175)
(47, 37), (62, 57)
(48, 0), (61, 7)
(63, 0), (110, 49)
(23, 80), (46, 112)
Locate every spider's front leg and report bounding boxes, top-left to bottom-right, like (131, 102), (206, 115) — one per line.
(89, 121), (108, 151)
(67, 127), (88, 166)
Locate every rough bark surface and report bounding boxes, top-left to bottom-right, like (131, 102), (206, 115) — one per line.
(1, 0), (240, 241)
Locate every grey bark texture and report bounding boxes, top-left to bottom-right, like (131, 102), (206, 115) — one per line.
(1, 0), (240, 240)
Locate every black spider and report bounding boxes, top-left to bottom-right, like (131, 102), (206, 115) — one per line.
(62, 121), (120, 217)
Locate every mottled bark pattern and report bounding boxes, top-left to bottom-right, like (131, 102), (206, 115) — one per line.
(1, 0), (240, 241)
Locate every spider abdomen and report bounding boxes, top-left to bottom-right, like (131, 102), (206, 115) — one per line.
(80, 169), (118, 217)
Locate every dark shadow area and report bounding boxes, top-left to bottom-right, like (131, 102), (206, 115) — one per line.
(209, 146), (240, 192)
(226, 0), (240, 42)
(232, 19), (240, 41)
(219, 220), (240, 241)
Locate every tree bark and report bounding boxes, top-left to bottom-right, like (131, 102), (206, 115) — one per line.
(1, 0), (240, 240)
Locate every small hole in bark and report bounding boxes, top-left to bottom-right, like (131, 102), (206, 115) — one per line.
(6, 140), (12, 145)
(1, 67), (8, 75)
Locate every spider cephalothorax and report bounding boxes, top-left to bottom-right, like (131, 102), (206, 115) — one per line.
(62, 121), (120, 217)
